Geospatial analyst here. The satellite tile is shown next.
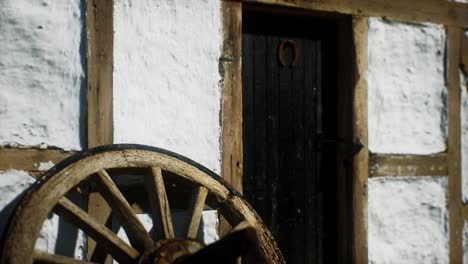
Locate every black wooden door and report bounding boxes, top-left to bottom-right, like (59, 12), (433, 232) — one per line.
(243, 12), (338, 264)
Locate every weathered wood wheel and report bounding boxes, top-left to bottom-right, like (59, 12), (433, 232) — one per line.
(1, 144), (285, 264)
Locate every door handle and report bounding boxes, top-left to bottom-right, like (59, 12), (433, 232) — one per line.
(316, 134), (363, 156)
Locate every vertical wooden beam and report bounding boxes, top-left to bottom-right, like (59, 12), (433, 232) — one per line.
(351, 16), (368, 264)
(448, 27), (462, 264)
(86, 0), (114, 262)
(87, 0), (114, 148)
(220, 0), (243, 193)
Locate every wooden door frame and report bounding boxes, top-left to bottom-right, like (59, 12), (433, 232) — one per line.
(220, 1), (368, 263)
(220, 0), (369, 263)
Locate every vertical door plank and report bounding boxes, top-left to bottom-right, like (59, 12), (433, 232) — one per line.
(265, 34), (280, 238)
(253, 34), (269, 219)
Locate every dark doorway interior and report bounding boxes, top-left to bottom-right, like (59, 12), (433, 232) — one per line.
(242, 8), (352, 264)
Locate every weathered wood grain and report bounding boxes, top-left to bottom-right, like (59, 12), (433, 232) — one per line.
(95, 170), (153, 252)
(220, 0), (243, 193)
(186, 186), (208, 238)
(351, 16), (368, 264)
(54, 197), (139, 263)
(0, 148), (74, 172)
(86, 0), (113, 148)
(144, 167), (175, 239)
(369, 154), (448, 177)
(448, 27), (463, 264)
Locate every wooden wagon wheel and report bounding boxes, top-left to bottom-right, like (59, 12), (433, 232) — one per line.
(1, 144), (285, 264)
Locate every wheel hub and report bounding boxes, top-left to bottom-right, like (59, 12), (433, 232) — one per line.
(139, 238), (204, 264)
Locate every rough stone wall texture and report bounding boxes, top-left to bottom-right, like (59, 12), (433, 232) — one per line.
(0, 0), (86, 150)
(367, 18), (450, 263)
(368, 177), (448, 264)
(113, 0), (222, 173)
(368, 18), (447, 155)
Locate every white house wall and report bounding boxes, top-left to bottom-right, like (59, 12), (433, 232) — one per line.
(368, 177), (448, 263)
(113, 0), (222, 173)
(367, 18), (450, 263)
(0, 0), (85, 150)
(368, 18), (447, 155)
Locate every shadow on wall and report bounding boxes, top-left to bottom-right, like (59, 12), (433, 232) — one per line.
(0, 185), (86, 258)
(78, 0), (87, 148)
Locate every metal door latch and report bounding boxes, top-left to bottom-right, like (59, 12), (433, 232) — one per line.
(316, 134), (364, 157)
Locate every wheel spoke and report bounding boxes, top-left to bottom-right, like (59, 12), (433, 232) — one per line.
(229, 220), (251, 234)
(95, 170), (153, 251)
(33, 250), (97, 264)
(144, 167), (175, 239)
(53, 198), (139, 263)
(186, 186), (208, 238)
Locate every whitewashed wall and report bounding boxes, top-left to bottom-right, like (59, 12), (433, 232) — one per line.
(112, 0), (223, 249)
(0, 0), (86, 151)
(0, 0), (86, 258)
(113, 0), (222, 173)
(367, 18), (450, 263)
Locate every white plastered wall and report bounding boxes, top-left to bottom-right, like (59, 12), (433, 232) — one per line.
(0, 0), (85, 151)
(113, 0), (222, 174)
(367, 18), (449, 263)
(0, 0), (86, 257)
(112, 0), (222, 246)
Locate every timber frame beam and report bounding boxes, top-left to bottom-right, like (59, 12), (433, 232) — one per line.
(369, 153), (448, 177)
(85, 0), (114, 262)
(0, 148), (75, 177)
(244, 0), (468, 28)
(448, 27), (463, 263)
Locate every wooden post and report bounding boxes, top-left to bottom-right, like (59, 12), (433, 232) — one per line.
(351, 16), (369, 264)
(448, 27), (462, 264)
(86, 0), (114, 262)
(220, 0), (243, 193)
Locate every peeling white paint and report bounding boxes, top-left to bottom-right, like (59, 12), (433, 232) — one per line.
(368, 177), (448, 263)
(368, 18), (447, 154)
(37, 161), (55, 171)
(113, 0), (222, 173)
(0, 0), (85, 150)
